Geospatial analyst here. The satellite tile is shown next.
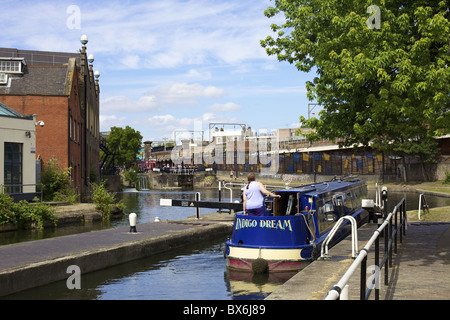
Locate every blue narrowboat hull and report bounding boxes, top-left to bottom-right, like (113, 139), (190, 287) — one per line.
(225, 179), (368, 272)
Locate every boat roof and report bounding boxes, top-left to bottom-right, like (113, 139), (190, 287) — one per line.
(276, 178), (365, 197)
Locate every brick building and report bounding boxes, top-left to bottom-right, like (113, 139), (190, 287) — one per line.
(0, 37), (100, 196)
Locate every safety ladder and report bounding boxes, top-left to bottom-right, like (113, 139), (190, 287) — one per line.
(320, 216), (358, 259)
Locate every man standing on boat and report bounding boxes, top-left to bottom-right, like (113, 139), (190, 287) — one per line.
(243, 173), (280, 216)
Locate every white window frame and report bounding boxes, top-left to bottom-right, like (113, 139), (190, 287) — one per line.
(0, 60), (23, 74)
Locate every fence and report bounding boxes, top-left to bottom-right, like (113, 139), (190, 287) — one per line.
(325, 197), (407, 300)
(214, 149), (409, 178)
(1, 184), (43, 202)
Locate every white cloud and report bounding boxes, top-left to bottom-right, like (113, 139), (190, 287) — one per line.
(99, 114), (127, 131)
(120, 55), (140, 69)
(1, 0), (277, 69)
(101, 82), (225, 113)
(208, 102), (242, 112)
(100, 95), (158, 113)
(2, 1), (314, 141)
(153, 83), (225, 103)
(141, 112), (240, 140)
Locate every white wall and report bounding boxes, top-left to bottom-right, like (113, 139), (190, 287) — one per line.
(0, 115), (36, 193)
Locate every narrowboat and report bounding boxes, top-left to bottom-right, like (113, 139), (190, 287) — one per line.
(225, 177), (369, 273)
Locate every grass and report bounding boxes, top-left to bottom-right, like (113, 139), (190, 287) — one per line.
(407, 206), (450, 222)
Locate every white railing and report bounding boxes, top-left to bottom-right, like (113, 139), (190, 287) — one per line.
(320, 215), (359, 259)
(324, 198), (407, 300)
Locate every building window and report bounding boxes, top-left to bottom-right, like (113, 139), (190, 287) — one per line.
(0, 60), (22, 73)
(4, 142), (23, 194)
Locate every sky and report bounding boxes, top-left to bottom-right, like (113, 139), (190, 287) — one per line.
(1, 0), (318, 143)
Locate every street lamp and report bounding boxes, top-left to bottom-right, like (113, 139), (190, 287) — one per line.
(80, 35), (88, 46)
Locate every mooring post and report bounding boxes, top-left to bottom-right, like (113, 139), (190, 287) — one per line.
(218, 181), (222, 213)
(195, 192), (201, 219)
(129, 213), (137, 233)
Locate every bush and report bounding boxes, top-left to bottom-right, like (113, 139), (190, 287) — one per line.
(0, 191), (57, 229)
(41, 157), (77, 202)
(443, 171), (450, 184)
(91, 181), (123, 220)
(124, 165), (139, 187)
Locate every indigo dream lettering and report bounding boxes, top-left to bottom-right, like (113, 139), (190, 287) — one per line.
(235, 218), (292, 232)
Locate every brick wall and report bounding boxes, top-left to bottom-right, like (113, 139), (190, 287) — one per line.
(0, 95), (69, 168)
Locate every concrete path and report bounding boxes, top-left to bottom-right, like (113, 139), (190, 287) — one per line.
(0, 212), (234, 297)
(384, 222), (450, 300)
(267, 221), (450, 300)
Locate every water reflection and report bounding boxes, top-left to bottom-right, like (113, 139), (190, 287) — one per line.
(226, 269), (300, 300)
(1, 187), (449, 300)
(2, 237), (296, 300)
(1, 188), (448, 246)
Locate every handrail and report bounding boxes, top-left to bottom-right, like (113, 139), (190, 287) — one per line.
(321, 215), (358, 259)
(325, 197), (407, 300)
(1, 183), (43, 202)
(418, 194), (429, 220)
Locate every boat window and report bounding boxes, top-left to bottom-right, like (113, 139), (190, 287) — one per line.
(269, 192), (299, 216)
(324, 202), (336, 222)
(318, 199), (335, 222)
(333, 193), (345, 206)
(283, 193), (299, 215)
(317, 198), (336, 234)
(346, 192), (354, 209)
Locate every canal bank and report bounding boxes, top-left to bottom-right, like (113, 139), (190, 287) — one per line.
(266, 219), (450, 300)
(0, 212), (234, 297)
(0, 203), (108, 233)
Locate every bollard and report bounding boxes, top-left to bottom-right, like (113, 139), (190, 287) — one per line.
(129, 212), (137, 233)
(195, 192), (201, 219)
(218, 181), (222, 213)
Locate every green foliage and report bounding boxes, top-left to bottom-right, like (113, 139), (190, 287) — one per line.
(41, 157), (77, 202)
(103, 126), (143, 167)
(0, 191), (57, 229)
(261, 0), (450, 162)
(89, 161), (98, 184)
(443, 171), (450, 184)
(91, 181), (123, 220)
(124, 165), (139, 187)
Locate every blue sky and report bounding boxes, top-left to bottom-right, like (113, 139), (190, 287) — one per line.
(1, 0), (317, 142)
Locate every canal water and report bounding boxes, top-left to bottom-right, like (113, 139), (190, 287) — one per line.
(1, 188), (449, 300)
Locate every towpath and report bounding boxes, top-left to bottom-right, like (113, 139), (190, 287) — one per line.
(0, 212), (234, 297)
(267, 221), (450, 300)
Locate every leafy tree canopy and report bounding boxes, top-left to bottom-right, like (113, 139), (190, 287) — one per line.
(106, 126), (143, 166)
(261, 0), (450, 161)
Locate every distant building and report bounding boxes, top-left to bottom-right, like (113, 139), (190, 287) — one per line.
(0, 38), (100, 196)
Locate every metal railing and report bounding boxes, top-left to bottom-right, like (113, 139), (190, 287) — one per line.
(325, 197), (407, 300)
(218, 181), (290, 205)
(321, 215), (359, 259)
(418, 194), (429, 220)
(153, 168), (195, 175)
(1, 184), (43, 202)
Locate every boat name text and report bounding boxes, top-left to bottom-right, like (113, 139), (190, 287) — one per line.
(235, 218), (293, 232)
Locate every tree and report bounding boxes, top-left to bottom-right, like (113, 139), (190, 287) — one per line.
(261, 0), (450, 166)
(105, 126), (143, 167)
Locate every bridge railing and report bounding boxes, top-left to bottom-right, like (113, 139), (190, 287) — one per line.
(325, 197), (407, 300)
